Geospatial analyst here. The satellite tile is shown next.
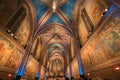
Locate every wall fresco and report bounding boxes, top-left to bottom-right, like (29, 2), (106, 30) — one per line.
(81, 13), (120, 70)
(81, 37), (108, 68)
(85, 0), (110, 26)
(6, 48), (23, 69)
(16, 18), (30, 46)
(26, 57), (39, 76)
(0, 34), (39, 75)
(78, 18), (88, 45)
(0, 35), (14, 66)
(98, 15), (120, 58)
(81, 50), (92, 69)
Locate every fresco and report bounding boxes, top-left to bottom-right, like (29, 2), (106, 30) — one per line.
(81, 13), (120, 69)
(98, 15), (120, 58)
(6, 48), (23, 69)
(81, 50), (92, 69)
(61, 0), (77, 23)
(81, 37), (108, 66)
(31, 0), (48, 21)
(16, 18), (30, 46)
(78, 18), (88, 45)
(26, 57), (39, 76)
(0, 35), (14, 66)
(0, 33), (39, 76)
(88, 37), (108, 64)
(85, 0), (110, 26)
(45, 14), (65, 25)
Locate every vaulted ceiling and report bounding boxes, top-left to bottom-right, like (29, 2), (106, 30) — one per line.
(31, 0), (76, 24)
(31, 0), (77, 76)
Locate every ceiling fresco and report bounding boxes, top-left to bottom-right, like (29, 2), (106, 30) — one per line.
(31, 0), (48, 21)
(30, 0), (77, 77)
(47, 43), (64, 53)
(45, 13), (66, 25)
(60, 0), (76, 23)
(31, 0), (77, 25)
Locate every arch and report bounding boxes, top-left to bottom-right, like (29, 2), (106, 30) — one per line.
(34, 22), (74, 39)
(20, 0), (36, 44)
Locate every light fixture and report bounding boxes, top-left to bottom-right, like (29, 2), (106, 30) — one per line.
(52, 0), (57, 12)
(115, 67), (120, 70)
(8, 74), (12, 77)
(105, 8), (108, 12)
(87, 73), (90, 76)
(7, 30), (11, 33)
(11, 33), (14, 36)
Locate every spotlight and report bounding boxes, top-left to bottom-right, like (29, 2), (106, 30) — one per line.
(8, 74), (12, 77)
(11, 33), (14, 36)
(102, 11), (106, 16)
(14, 36), (17, 40)
(7, 30), (11, 33)
(89, 32), (91, 34)
(105, 8), (108, 12)
(115, 67), (120, 70)
(87, 73), (90, 76)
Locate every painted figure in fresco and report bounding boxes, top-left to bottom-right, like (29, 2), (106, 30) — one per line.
(6, 49), (22, 69)
(91, 0), (104, 19)
(85, 37), (108, 65)
(99, 17), (120, 58)
(26, 58), (39, 76)
(0, 35), (13, 66)
(86, 40), (99, 64)
(81, 51), (92, 69)
(0, 43), (14, 66)
(0, 36), (8, 60)
(91, 0), (105, 24)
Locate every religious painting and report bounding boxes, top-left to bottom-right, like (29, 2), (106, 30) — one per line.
(81, 36), (108, 65)
(0, 35), (9, 59)
(78, 18), (88, 45)
(6, 48), (23, 69)
(81, 50), (92, 69)
(89, 37), (107, 64)
(98, 15), (120, 58)
(85, 0), (110, 26)
(26, 57), (39, 76)
(15, 18), (30, 46)
(0, 35), (14, 66)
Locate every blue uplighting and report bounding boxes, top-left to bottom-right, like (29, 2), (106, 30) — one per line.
(36, 72), (40, 78)
(17, 66), (25, 76)
(104, 5), (115, 17)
